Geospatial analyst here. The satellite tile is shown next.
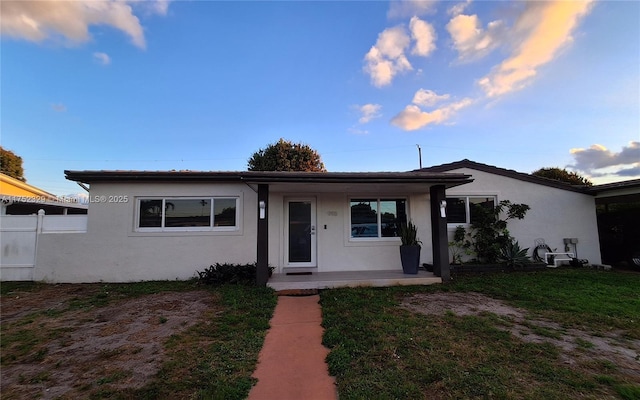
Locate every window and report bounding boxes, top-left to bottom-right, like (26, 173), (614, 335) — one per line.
(350, 198), (407, 239)
(446, 196), (496, 225)
(137, 197), (238, 231)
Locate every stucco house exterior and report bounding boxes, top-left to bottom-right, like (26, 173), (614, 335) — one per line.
(28, 160), (611, 285)
(420, 160), (602, 265)
(34, 170), (471, 284)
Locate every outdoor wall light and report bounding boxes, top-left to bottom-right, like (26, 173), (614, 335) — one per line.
(259, 201), (266, 219)
(440, 200), (447, 218)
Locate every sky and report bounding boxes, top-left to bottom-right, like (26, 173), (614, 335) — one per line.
(1, 0), (639, 196)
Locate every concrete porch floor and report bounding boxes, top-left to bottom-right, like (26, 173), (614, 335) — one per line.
(267, 269), (442, 291)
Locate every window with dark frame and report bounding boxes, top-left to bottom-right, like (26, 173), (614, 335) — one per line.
(137, 197), (238, 230)
(350, 198), (407, 238)
(446, 196), (496, 225)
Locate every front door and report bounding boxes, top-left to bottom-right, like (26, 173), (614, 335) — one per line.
(285, 198), (317, 267)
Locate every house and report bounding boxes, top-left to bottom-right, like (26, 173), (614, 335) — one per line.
(0, 172), (87, 215)
(34, 170), (472, 284)
(29, 160), (615, 286)
(420, 160), (603, 265)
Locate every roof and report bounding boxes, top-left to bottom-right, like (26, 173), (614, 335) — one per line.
(0, 172), (58, 200)
(418, 159), (593, 194)
(64, 170), (473, 188)
(588, 178), (640, 194)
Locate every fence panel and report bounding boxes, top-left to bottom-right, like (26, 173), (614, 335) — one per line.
(0, 214), (88, 281)
(0, 215), (38, 281)
(42, 215), (88, 233)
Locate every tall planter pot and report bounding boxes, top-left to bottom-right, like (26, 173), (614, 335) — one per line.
(400, 245), (421, 274)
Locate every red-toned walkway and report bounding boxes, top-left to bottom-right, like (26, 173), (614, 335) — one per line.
(248, 295), (337, 400)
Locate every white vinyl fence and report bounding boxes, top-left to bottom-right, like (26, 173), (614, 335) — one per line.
(0, 211), (87, 281)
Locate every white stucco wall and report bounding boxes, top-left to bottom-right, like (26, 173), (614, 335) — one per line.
(268, 191), (433, 273)
(36, 182), (258, 282)
(36, 181), (437, 281)
(445, 168), (601, 264)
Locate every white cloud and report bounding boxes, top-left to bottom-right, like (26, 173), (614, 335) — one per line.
(93, 52), (111, 65)
(142, 0), (171, 16)
(364, 26), (413, 87)
(356, 104), (383, 124)
(348, 127), (370, 135)
(410, 17), (436, 57)
(387, 0), (437, 19)
(478, 0), (594, 98)
(364, 18), (437, 87)
(446, 14), (505, 62)
(448, 0), (472, 17)
(0, 0), (170, 49)
(391, 98), (473, 131)
(570, 142), (640, 173)
(412, 89), (450, 107)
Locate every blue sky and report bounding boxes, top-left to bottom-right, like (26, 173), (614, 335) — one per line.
(1, 0), (638, 196)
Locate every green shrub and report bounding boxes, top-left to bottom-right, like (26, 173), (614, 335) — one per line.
(449, 225), (472, 264)
(466, 200), (530, 264)
(498, 240), (531, 269)
(197, 263), (272, 285)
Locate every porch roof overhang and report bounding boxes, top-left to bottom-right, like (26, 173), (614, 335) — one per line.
(64, 170), (473, 190)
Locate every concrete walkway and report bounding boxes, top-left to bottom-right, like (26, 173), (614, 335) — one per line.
(248, 295), (337, 400)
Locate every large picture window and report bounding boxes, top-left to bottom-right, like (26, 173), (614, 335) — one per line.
(137, 197), (238, 231)
(446, 196), (496, 225)
(350, 198), (407, 239)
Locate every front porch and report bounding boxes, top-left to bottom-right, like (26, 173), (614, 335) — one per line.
(267, 269), (441, 291)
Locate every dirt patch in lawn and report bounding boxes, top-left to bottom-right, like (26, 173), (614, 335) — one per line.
(401, 292), (640, 381)
(1, 284), (215, 399)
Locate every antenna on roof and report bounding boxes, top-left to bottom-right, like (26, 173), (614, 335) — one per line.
(416, 144), (422, 169)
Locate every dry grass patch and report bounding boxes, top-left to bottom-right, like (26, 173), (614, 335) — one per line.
(1, 282), (277, 400)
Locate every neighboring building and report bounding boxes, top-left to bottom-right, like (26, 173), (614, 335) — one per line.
(0, 172), (87, 215)
(420, 160), (603, 265)
(589, 179), (640, 266)
(1, 173), (88, 281)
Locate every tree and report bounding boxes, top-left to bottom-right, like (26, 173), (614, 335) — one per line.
(248, 138), (326, 172)
(0, 147), (26, 181)
(532, 167), (592, 187)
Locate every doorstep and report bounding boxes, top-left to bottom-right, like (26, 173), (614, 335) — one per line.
(267, 269), (442, 291)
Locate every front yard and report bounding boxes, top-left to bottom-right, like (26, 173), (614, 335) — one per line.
(0, 282), (276, 399)
(321, 269), (640, 399)
(1, 269), (639, 399)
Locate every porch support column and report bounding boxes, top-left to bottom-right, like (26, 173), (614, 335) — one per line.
(256, 184), (269, 286)
(430, 185), (450, 282)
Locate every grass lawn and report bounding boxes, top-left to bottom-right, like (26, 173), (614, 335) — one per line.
(2, 269), (638, 399)
(321, 269), (640, 399)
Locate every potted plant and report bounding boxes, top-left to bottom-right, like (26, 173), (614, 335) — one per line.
(399, 220), (422, 274)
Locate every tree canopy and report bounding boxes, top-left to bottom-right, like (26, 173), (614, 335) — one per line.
(532, 167), (592, 187)
(248, 138), (326, 172)
(0, 147), (26, 181)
